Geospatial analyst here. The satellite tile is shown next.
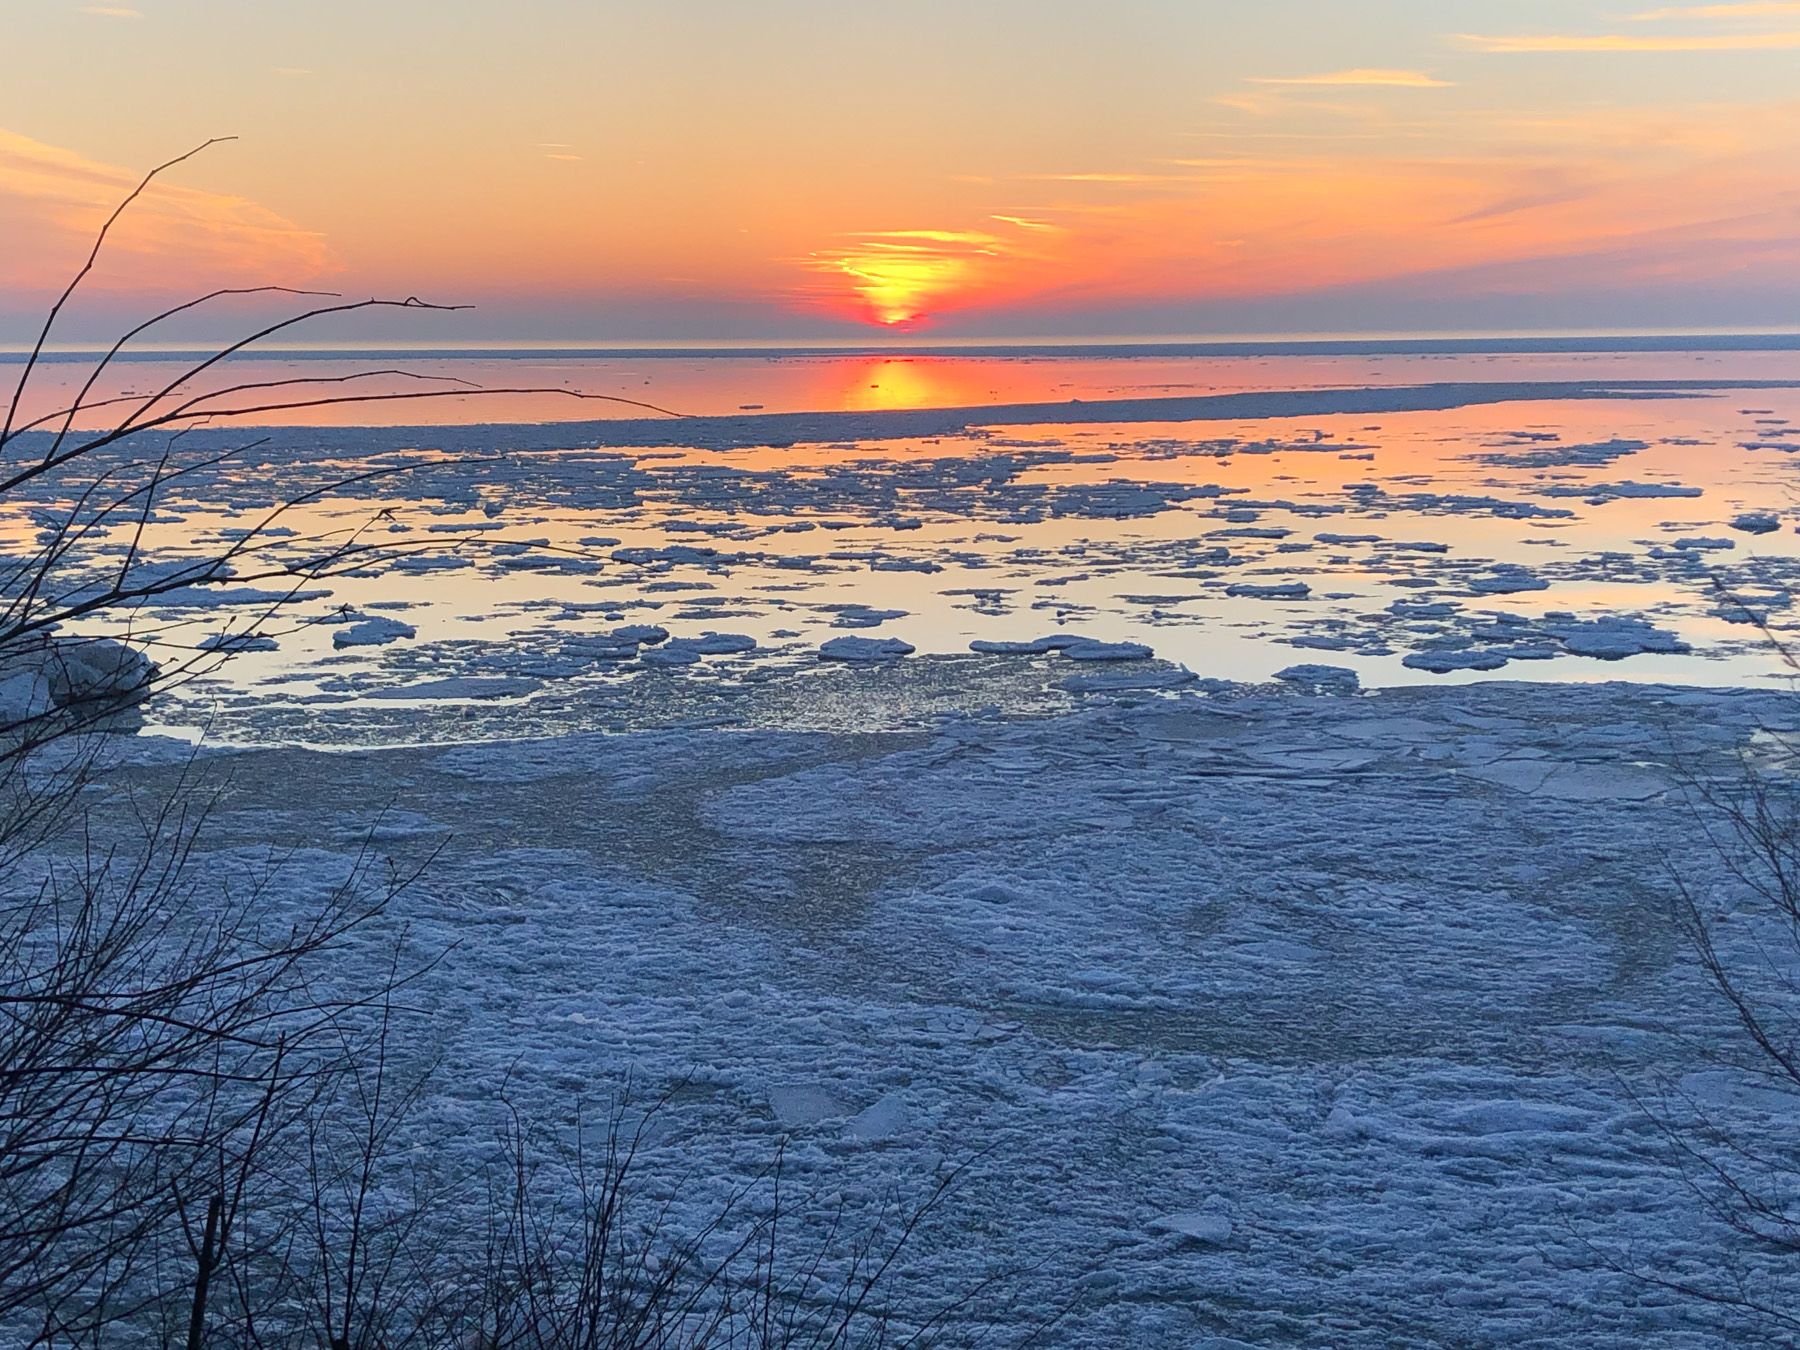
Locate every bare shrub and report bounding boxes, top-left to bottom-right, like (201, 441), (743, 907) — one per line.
(0, 141), (1024, 1348)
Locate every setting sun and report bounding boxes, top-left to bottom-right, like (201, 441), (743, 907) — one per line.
(804, 229), (1016, 327)
(828, 248), (953, 326)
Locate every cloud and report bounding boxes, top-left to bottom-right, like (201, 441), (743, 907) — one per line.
(856, 228), (1003, 246)
(1025, 171), (1173, 184)
(1249, 68), (1453, 88)
(80, 5), (141, 15)
(1632, 2), (1800, 17)
(0, 129), (335, 293)
(1459, 29), (1800, 51)
(838, 99), (1800, 334)
(989, 214), (1060, 232)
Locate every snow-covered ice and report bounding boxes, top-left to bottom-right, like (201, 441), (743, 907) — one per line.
(69, 668), (1800, 1345)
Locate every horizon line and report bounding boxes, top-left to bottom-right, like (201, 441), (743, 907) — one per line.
(8, 328), (1800, 362)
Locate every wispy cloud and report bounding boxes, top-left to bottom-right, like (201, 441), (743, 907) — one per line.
(1460, 29), (1800, 51)
(0, 128), (334, 291)
(804, 98), (1800, 331)
(989, 214), (1060, 232)
(1249, 68), (1453, 88)
(859, 228), (1000, 243)
(80, 5), (141, 16)
(1208, 89), (1392, 119)
(1025, 171), (1173, 184)
(1632, 2), (1800, 17)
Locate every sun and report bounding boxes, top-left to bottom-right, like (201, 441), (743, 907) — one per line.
(834, 249), (964, 326)
(805, 229), (1013, 328)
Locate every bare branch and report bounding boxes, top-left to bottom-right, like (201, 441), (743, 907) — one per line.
(1, 137), (237, 447)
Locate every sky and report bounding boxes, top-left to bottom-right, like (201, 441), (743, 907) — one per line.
(3, 0), (1800, 343)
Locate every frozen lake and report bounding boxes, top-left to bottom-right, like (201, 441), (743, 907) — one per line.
(10, 341), (1800, 743)
(19, 340), (1800, 1342)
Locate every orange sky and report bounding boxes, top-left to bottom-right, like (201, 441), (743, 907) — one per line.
(3, 1), (1800, 341)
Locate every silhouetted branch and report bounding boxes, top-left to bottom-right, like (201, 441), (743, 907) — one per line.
(0, 136), (237, 447)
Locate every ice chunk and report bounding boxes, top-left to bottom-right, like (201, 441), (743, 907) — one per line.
(1225, 582), (1312, 600)
(1062, 639), (1153, 662)
(332, 615), (416, 648)
(1544, 615), (1688, 660)
(970, 638), (1060, 655)
(0, 670), (53, 725)
(1731, 511), (1780, 535)
(1275, 663), (1360, 694)
(198, 632), (279, 653)
(1064, 668), (1196, 693)
(687, 632), (757, 655)
(844, 1095), (910, 1141)
(766, 1084), (848, 1128)
(819, 636), (915, 661)
(1150, 1209), (1234, 1245)
(1403, 649), (1513, 673)
(1468, 567), (1548, 595)
(610, 624), (669, 645)
(369, 676), (541, 700)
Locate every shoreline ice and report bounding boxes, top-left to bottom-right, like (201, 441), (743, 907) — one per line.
(80, 667), (1800, 1344)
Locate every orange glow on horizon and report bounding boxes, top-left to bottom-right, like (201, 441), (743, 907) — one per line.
(773, 98), (1800, 333)
(800, 228), (1035, 328)
(4, 0), (1800, 344)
